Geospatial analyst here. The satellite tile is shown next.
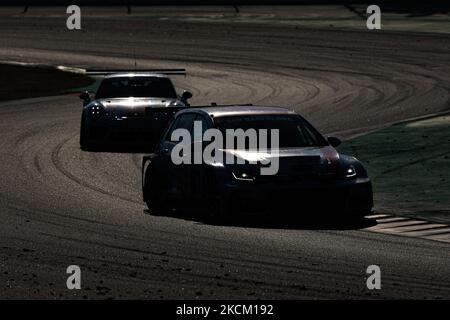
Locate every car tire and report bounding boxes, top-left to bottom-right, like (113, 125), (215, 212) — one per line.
(79, 115), (93, 151)
(144, 169), (166, 215)
(205, 195), (227, 222)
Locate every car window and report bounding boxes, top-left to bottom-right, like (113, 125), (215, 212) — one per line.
(193, 114), (210, 141)
(214, 114), (327, 148)
(95, 76), (177, 99)
(165, 113), (197, 142)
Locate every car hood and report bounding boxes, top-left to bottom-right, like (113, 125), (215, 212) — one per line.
(96, 98), (185, 117)
(219, 146), (340, 175)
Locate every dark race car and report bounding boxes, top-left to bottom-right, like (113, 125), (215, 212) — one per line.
(79, 70), (192, 150)
(142, 105), (373, 221)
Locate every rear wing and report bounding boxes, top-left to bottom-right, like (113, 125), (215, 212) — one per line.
(85, 69), (186, 76)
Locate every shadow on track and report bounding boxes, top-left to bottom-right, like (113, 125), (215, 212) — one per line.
(80, 143), (156, 154)
(144, 208), (377, 231)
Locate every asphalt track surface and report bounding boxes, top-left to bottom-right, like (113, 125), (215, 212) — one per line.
(0, 12), (449, 299)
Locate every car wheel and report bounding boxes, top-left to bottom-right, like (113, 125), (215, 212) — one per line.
(205, 191), (231, 223)
(79, 115), (93, 151)
(144, 170), (166, 215)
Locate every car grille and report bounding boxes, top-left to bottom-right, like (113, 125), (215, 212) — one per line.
(255, 156), (322, 183)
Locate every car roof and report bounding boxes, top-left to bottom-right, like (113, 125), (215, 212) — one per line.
(103, 73), (169, 79)
(177, 105), (296, 118)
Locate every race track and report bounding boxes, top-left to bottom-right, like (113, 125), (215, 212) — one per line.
(0, 11), (449, 298)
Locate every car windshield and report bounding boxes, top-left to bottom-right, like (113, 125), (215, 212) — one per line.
(214, 114), (328, 148)
(95, 76), (177, 99)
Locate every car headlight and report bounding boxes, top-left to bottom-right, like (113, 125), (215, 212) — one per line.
(232, 170), (256, 181)
(344, 165), (357, 178)
(166, 100), (185, 107)
(88, 104), (106, 117)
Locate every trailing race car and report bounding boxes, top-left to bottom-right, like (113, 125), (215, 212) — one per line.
(142, 105), (373, 220)
(79, 69), (192, 150)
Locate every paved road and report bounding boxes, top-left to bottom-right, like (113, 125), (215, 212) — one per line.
(0, 11), (449, 298)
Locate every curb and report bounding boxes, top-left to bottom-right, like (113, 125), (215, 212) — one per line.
(366, 213), (450, 244)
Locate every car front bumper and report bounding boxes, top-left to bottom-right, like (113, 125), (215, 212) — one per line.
(219, 176), (373, 217)
(86, 116), (168, 145)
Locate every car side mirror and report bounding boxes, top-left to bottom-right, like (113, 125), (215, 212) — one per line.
(181, 90), (193, 103)
(79, 91), (91, 102)
(327, 136), (342, 148)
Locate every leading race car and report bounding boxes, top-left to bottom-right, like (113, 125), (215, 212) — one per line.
(142, 105), (373, 221)
(79, 69), (192, 150)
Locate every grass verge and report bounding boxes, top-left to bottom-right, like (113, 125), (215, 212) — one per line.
(339, 114), (450, 224)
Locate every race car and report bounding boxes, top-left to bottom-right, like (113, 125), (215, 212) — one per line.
(79, 69), (192, 150)
(142, 105), (373, 221)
